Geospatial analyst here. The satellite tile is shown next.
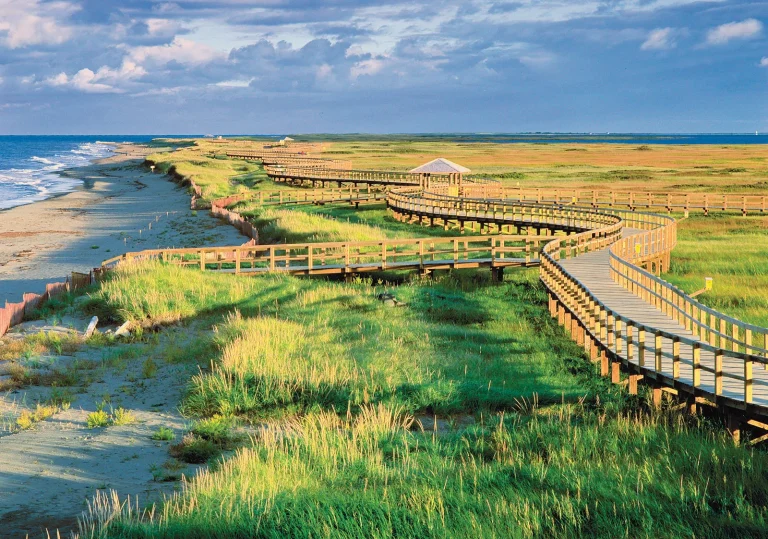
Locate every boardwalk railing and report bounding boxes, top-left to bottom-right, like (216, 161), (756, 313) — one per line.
(542, 237), (768, 413)
(610, 246), (768, 361)
(266, 165), (430, 186)
(102, 235), (544, 275)
(213, 187), (387, 209)
(461, 184), (768, 215)
(226, 151), (352, 169)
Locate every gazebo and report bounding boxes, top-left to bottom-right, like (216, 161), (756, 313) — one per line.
(409, 158), (470, 188)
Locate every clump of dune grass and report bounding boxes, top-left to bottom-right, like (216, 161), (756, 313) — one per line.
(87, 406), (137, 429)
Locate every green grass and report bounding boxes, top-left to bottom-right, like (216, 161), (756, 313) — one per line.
(76, 258), (768, 538)
(87, 262), (589, 420)
(664, 214), (768, 326)
(151, 427), (176, 442)
(87, 404), (768, 538)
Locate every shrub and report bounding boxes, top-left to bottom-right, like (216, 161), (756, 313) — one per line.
(141, 357), (158, 379)
(170, 433), (220, 464)
(111, 407), (137, 426)
(86, 406), (137, 428)
(16, 403), (60, 430)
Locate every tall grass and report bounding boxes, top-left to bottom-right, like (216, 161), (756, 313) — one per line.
(248, 207), (396, 244)
(84, 402), (768, 538)
(88, 262), (590, 419)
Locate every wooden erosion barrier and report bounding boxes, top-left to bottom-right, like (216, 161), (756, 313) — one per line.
(0, 271), (98, 338)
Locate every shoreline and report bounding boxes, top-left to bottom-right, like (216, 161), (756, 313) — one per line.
(0, 143), (247, 305)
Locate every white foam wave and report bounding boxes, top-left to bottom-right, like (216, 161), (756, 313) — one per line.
(0, 141), (115, 210)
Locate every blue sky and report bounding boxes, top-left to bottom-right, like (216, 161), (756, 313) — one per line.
(0, 0), (766, 134)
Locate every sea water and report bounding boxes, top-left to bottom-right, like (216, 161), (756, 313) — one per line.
(0, 135), (161, 210)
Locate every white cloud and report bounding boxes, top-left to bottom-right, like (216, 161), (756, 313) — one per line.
(641, 27), (675, 50)
(350, 58), (386, 79)
(0, 0), (77, 48)
(128, 37), (224, 67)
(760, 57), (768, 67)
(706, 19), (763, 45)
(316, 64), (333, 79)
(214, 78), (253, 88)
(46, 69), (119, 93)
(45, 60), (146, 93)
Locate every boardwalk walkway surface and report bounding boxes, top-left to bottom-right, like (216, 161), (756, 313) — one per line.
(561, 231), (768, 409)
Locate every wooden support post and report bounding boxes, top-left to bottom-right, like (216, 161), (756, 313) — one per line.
(600, 351), (609, 377)
(727, 413), (741, 445)
(652, 387), (663, 408)
(715, 349), (724, 396)
(611, 361), (621, 384)
(629, 373), (639, 395)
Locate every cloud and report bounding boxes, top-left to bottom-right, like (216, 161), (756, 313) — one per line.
(706, 19), (763, 46)
(641, 27), (676, 50)
(0, 3), (75, 49)
(45, 60), (147, 93)
(761, 57), (768, 67)
(350, 58), (386, 79)
(128, 37), (224, 67)
(46, 69), (120, 93)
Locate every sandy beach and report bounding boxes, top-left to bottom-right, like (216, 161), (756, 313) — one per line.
(0, 145), (246, 305)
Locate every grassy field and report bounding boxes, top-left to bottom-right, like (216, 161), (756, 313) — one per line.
(663, 213), (768, 327)
(317, 140), (768, 193)
(145, 140), (297, 201)
(78, 261), (768, 538)
(145, 137), (768, 326)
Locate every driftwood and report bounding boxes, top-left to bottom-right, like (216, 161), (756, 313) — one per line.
(84, 316), (99, 338)
(114, 321), (132, 338)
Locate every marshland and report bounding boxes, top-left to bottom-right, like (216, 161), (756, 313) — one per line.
(2, 137), (768, 537)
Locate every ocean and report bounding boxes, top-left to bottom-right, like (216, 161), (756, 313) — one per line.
(0, 134), (766, 211)
(0, 135), (162, 211)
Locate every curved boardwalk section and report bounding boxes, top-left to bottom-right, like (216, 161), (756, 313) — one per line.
(105, 148), (768, 440)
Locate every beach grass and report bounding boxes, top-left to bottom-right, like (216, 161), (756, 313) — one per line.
(80, 260), (768, 538)
(70, 140), (768, 536)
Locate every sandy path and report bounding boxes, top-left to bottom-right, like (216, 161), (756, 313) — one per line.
(0, 331), (202, 538)
(0, 147), (245, 304)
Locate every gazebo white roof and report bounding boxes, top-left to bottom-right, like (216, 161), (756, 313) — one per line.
(409, 158), (471, 174)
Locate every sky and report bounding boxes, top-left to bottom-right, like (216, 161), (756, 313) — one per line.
(0, 0), (766, 134)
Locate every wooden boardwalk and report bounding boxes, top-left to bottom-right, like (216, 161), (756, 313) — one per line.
(103, 149), (768, 437)
(560, 231), (768, 414)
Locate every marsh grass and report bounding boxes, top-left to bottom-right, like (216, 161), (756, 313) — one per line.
(664, 214), (768, 326)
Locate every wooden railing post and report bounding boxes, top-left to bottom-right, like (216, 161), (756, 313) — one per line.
(715, 349), (724, 396)
(692, 343), (701, 388)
